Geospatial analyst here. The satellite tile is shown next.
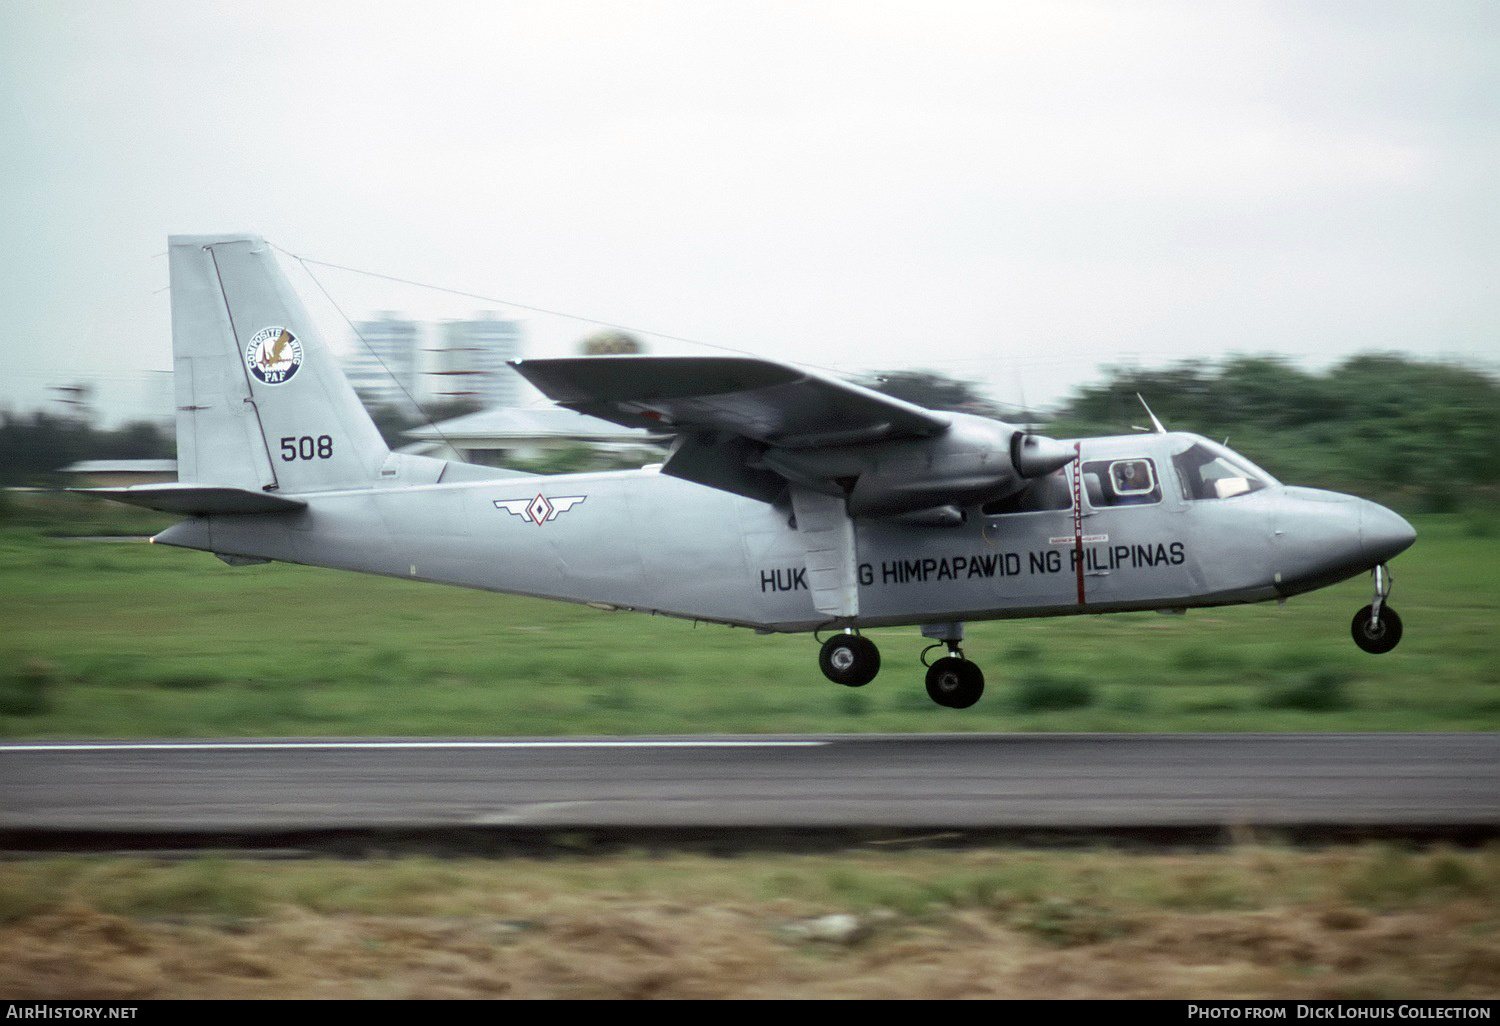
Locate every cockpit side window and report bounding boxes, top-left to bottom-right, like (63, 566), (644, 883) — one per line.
(1081, 458), (1161, 507)
(1171, 442), (1276, 501)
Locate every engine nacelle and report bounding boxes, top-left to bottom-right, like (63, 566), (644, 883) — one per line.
(1010, 432), (1077, 478)
(763, 413), (1077, 519)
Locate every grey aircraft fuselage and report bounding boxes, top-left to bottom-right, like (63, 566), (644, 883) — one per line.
(155, 429), (1412, 635)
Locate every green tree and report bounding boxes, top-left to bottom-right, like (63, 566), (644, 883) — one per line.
(1053, 352), (1500, 513)
(0, 412), (173, 486)
(579, 330), (644, 355)
(863, 370), (1000, 417)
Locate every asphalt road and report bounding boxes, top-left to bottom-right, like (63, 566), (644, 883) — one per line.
(1, 734), (1495, 840)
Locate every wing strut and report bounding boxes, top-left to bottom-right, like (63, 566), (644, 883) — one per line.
(789, 485), (860, 619)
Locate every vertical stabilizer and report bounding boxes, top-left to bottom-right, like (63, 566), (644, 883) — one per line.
(169, 234), (389, 493)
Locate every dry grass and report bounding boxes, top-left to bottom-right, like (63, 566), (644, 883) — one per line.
(2, 847), (1496, 999)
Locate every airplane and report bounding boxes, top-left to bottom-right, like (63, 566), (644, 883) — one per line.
(86, 234), (1417, 709)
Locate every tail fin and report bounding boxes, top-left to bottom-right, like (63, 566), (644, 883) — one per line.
(169, 234), (389, 494)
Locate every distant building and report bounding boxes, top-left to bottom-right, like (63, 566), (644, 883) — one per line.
(404, 406), (667, 466)
(61, 460), (178, 487)
(428, 313), (524, 407)
(344, 313), (421, 407)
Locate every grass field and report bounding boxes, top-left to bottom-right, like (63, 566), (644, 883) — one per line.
(1, 494), (1496, 738)
(3, 845), (1497, 998)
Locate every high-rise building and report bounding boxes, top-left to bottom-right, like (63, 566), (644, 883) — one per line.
(344, 313), (421, 408)
(428, 312), (523, 407)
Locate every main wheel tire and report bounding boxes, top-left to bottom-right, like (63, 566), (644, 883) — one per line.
(818, 634), (881, 687)
(1351, 604), (1403, 654)
(925, 656), (985, 708)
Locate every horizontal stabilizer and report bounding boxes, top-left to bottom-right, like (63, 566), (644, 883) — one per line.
(73, 484), (307, 515)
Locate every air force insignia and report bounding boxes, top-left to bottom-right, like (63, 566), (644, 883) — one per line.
(245, 326), (304, 385)
(494, 494), (586, 526)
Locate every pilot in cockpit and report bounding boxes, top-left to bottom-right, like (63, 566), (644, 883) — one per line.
(1110, 460), (1156, 504)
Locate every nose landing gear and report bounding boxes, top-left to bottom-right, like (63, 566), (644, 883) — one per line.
(1352, 564), (1403, 654)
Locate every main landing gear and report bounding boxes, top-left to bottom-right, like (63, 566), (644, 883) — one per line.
(818, 632), (881, 687)
(817, 623), (985, 708)
(1351, 563), (1403, 654)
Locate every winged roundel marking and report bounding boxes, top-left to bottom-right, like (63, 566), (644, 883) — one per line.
(494, 494), (587, 526)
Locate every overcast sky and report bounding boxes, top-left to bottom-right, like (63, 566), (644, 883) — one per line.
(2, 0), (1496, 424)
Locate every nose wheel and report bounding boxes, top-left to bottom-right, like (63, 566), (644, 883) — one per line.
(1352, 604), (1403, 653)
(1352, 564), (1403, 654)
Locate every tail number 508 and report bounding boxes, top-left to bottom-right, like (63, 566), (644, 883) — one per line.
(280, 435), (333, 461)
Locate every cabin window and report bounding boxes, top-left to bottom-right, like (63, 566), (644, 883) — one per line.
(1081, 458), (1161, 507)
(982, 468), (1072, 515)
(1171, 441), (1277, 501)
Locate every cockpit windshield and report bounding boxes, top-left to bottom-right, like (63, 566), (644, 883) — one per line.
(1171, 440), (1279, 501)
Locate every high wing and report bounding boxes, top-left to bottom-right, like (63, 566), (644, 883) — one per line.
(512, 355), (953, 504)
(512, 356), (948, 448)
(512, 355), (1073, 516)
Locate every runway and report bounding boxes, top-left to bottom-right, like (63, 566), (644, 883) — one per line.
(2, 733), (1495, 847)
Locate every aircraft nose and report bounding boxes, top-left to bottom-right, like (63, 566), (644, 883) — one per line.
(1360, 501), (1417, 564)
